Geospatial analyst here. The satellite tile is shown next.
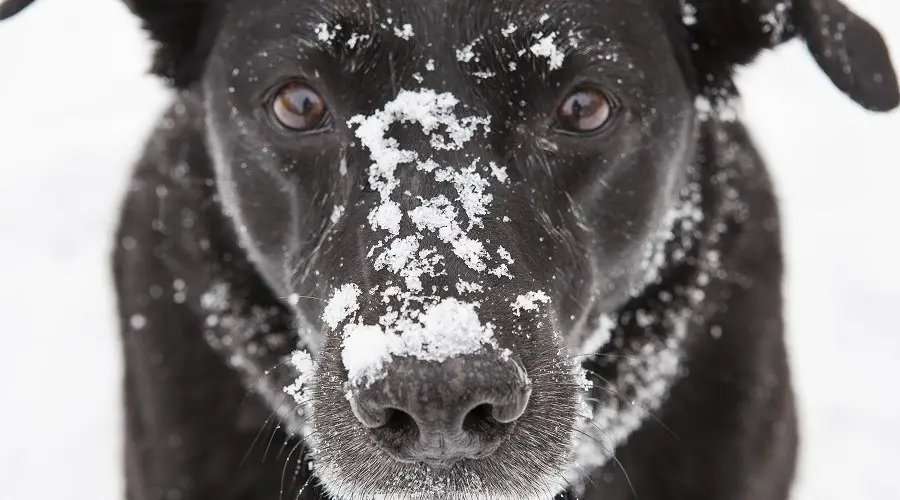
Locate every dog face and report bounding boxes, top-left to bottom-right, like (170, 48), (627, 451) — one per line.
(3, 0), (896, 499)
(203, 0), (695, 360)
(200, 2), (698, 496)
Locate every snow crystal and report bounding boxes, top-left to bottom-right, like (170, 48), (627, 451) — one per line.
(538, 13), (550, 24)
(435, 161), (493, 227)
(511, 290), (551, 316)
(341, 324), (395, 384)
(330, 204), (345, 224)
(409, 195), (489, 272)
(694, 95), (741, 123)
(393, 23), (415, 40)
(341, 298), (497, 385)
(456, 280), (484, 294)
(530, 32), (566, 71)
(372, 236), (440, 292)
(129, 314), (146, 331)
(200, 281), (230, 312)
(455, 37), (482, 63)
(314, 22), (340, 42)
(346, 32), (369, 49)
(373, 235), (419, 274)
(489, 161), (508, 183)
(501, 23), (518, 37)
(497, 246), (514, 264)
(322, 284), (361, 329)
(283, 349), (315, 404)
(417, 158), (439, 172)
(367, 200), (403, 235)
(680, 1), (698, 26)
(472, 71), (495, 79)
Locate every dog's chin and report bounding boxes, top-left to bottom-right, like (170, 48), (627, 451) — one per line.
(311, 440), (571, 500)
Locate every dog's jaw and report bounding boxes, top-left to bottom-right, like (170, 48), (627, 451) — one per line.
(311, 445), (571, 500)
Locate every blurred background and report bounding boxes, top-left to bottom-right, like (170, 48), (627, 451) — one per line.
(0, 0), (897, 498)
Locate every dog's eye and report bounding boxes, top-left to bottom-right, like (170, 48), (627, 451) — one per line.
(556, 87), (611, 133)
(271, 82), (328, 131)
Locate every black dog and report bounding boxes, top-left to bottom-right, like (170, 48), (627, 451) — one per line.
(3, 0), (897, 499)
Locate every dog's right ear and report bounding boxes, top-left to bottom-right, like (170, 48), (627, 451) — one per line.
(122, 0), (226, 88)
(1, 0), (223, 89)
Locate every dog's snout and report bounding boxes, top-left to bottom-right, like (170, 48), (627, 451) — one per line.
(348, 351), (531, 466)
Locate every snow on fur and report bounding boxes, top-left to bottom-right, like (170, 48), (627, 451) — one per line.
(322, 283), (361, 329)
(323, 88), (515, 386)
(511, 290), (551, 316)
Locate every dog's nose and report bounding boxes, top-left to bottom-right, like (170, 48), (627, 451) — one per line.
(347, 351), (531, 467)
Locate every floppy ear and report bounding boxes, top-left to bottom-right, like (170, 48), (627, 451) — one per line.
(685, 0), (899, 112)
(1, 0), (223, 88)
(122, 0), (225, 88)
(0, 0), (35, 19)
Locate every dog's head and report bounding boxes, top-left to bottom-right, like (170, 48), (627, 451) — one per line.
(4, 0), (896, 498)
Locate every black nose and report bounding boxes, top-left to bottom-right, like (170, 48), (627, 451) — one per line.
(347, 351), (531, 467)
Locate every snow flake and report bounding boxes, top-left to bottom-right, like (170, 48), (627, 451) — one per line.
(330, 204), (345, 224)
(314, 22), (340, 42)
(680, 1), (698, 26)
(129, 314), (147, 331)
(530, 32), (566, 70)
(511, 290), (551, 316)
(322, 284), (361, 329)
(393, 23), (415, 40)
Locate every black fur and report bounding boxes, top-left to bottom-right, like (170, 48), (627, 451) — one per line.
(2, 0), (896, 499)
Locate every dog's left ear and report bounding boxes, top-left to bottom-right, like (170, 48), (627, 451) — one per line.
(0, 0), (36, 20)
(1, 0), (222, 89)
(685, 0), (899, 112)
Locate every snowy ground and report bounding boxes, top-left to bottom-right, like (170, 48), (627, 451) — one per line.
(0, 0), (897, 499)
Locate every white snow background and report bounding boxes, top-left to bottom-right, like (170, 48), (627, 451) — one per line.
(0, 0), (897, 498)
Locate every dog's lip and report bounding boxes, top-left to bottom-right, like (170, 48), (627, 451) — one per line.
(418, 456), (463, 469)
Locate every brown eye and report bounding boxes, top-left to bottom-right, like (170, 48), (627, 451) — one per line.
(271, 82), (328, 131)
(556, 87), (612, 133)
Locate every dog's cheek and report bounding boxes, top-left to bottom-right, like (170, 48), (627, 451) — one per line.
(201, 124), (296, 296)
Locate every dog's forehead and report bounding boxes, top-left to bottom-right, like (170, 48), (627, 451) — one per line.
(229, 0), (663, 42)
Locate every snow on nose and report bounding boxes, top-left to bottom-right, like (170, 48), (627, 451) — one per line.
(317, 88), (539, 387)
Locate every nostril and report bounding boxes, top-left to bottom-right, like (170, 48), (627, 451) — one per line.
(382, 408), (417, 435)
(462, 403), (495, 433)
(369, 408), (421, 462)
(350, 354), (532, 463)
